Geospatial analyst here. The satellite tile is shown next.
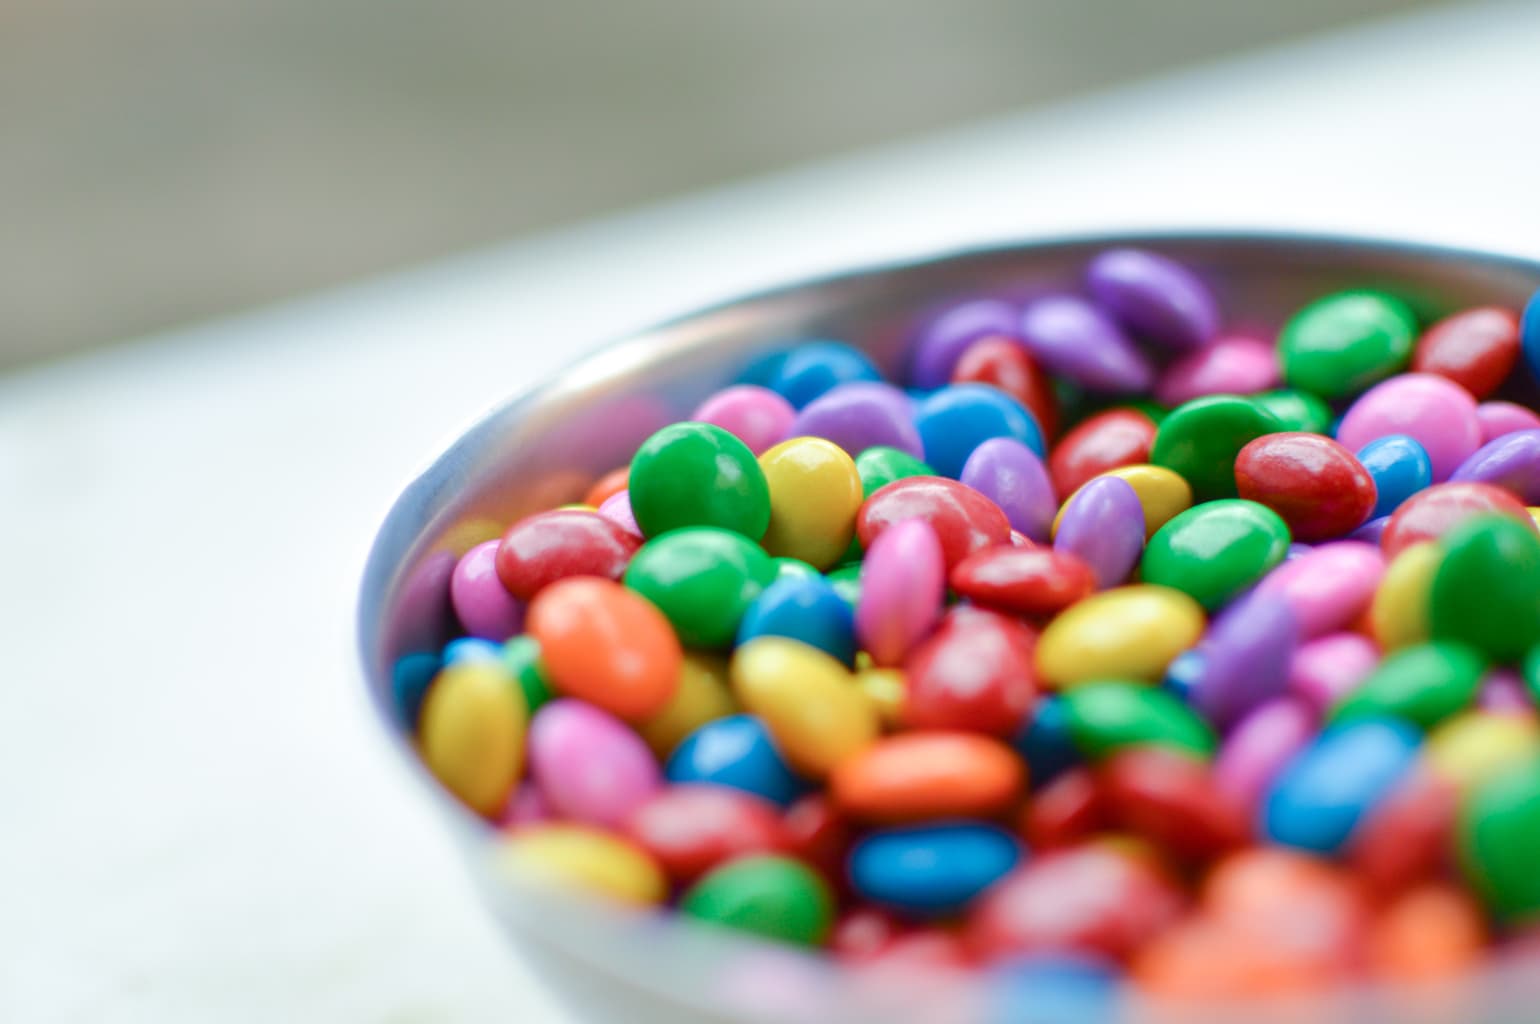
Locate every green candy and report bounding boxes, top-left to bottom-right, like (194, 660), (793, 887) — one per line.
(628, 422), (771, 539)
(679, 855), (833, 946)
(1121, 399), (1168, 426)
(1061, 681), (1217, 760)
(772, 556), (820, 584)
(1524, 646), (1540, 706)
(500, 635), (554, 713)
(1141, 499), (1291, 610)
(1251, 389), (1334, 435)
(624, 527), (776, 648)
(854, 446), (934, 499)
(1430, 516), (1540, 662)
(1459, 756), (1540, 921)
(1277, 289), (1417, 399)
(1149, 395), (1282, 500)
(826, 563), (862, 608)
(1330, 641), (1485, 730)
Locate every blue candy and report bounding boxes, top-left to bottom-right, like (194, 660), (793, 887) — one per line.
(915, 384), (1046, 478)
(736, 576), (857, 665)
(987, 954), (1121, 1024)
(1013, 696), (1080, 789)
(665, 714), (805, 806)
(848, 822), (1023, 917)
(1355, 434), (1433, 519)
(392, 651), (441, 728)
(764, 341), (883, 408)
(1161, 648), (1206, 704)
(442, 637), (502, 664)
(1522, 288), (1540, 381)
(1261, 717), (1421, 854)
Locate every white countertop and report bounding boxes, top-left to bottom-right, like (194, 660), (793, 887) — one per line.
(4, 3), (1540, 1020)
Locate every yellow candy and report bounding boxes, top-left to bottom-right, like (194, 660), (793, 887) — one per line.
(856, 667), (906, 728)
(1530, 507), (1540, 530)
(498, 824), (666, 905)
(435, 517), (506, 557)
(1036, 585), (1206, 689)
(757, 437), (863, 570)
(1371, 542), (1442, 650)
(557, 502), (597, 512)
(420, 660), (527, 815)
(1426, 712), (1540, 791)
(731, 636), (878, 776)
(636, 652), (737, 757)
(1052, 464), (1193, 540)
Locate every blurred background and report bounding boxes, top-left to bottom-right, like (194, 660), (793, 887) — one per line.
(3, 0), (1448, 371)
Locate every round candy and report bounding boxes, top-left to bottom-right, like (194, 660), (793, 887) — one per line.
(680, 855), (834, 946)
(1369, 542), (1442, 650)
(1380, 481), (1534, 557)
(1098, 747), (1247, 861)
(1155, 335), (1278, 406)
(951, 335), (1060, 439)
(635, 652), (736, 757)
(1413, 306), (1521, 399)
(1053, 464), (1193, 542)
(665, 714), (804, 806)
(910, 298), (1017, 390)
(528, 699), (661, 827)
(854, 446), (935, 498)
(1234, 432), (1376, 541)
(1277, 289), (1417, 398)
(730, 637), (879, 778)
(857, 476), (1012, 571)
(1330, 641), (1487, 731)
(1450, 430), (1540, 503)
(1335, 373), (1482, 482)
(1149, 395), (1282, 501)
(831, 731), (1026, 823)
(849, 822), (1023, 918)
(1048, 409), (1157, 497)
(1018, 295), (1155, 393)
(790, 382), (923, 460)
(690, 384), (796, 454)
(450, 540), (526, 641)
(1188, 591), (1297, 730)
(1085, 247), (1219, 350)
(495, 509), (641, 601)
(1036, 585), (1206, 688)
(757, 437), (863, 569)
(623, 785), (790, 884)
(419, 659), (527, 816)
(628, 422), (771, 539)
(902, 606), (1038, 737)
(1141, 499), (1291, 610)
(1060, 682), (1217, 760)
(738, 575), (857, 665)
(1251, 388), (1334, 435)
(1429, 515), (1540, 661)
(623, 526), (777, 648)
(1355, 434), (1433, 520)
(1213, 697), (1316, 812)
(1052, 476), (1145, 589)
(855, 519), (945, 667)
(1477, 400), (1540, 442)
(1459, 756), (1540, 920)
(949, 547), (1096, 619)
(765, 341), (883, 408)
(960, 437), (1057, 542)
(498, 824), (666, 906)
(914, 384), (1045, 478)
(1254, 541), (1385, 638)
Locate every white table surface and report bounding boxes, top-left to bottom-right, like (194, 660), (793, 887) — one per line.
(4, 3), (1540, 1020)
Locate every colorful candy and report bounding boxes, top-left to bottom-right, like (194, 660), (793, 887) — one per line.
(1234, 432), (1376, 541)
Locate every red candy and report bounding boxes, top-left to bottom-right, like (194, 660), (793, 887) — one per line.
(1047, 409), (1157, 496)
(949, 547), (1096, 618)
(1234, 432), (1377, 541)
(1016, 768), (1103, 850)
(857, 476), (1012, 570)
(968, 845), (1186, 962)
(951, 335), (1060, 440)
(496, 509), (641, 600)
(1412, 306), (1522, 400)
(902, 606), (1038, 736)
(622, 784), (789, 883)
(1379, 481), (1535, 557)
(1097, 747), (1247, 862)
(1345, 766), (1459, 896)
(783, 793), (852, 882)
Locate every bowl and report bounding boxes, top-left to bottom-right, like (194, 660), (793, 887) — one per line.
(358, 231), (1540, 1023)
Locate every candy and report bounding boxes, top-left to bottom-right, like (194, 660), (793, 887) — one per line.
(830, 731), (1026, 823)
(1425, 712), (1540, 792)
(391, 650), (439, 728)
(635, 652), (735, 757)
(582, 466), (631, 509)
(1155, 335), (1278, 406)
(1085, 247), (1219, 350)
(764, 341), (883, 408)
(755, 436), (863, 570)
(902, 606), (1038, 736)
(500, 635), (554, 714)
(450, 540), (526, 640)
(853, 446), (934, 498)
(1018, 768), (1102, 849)
(498, 824), (666, 906)
(665, 714), (804, 806)
(623, 526), (777, 648)
(1018, 295), (1155, 393)
(1287, 632), (1380, 712)
(959, 437), (1056, 541)
(1336, 373), (1482, 482)
(1459, 755), (1540, 920)
(1277, 289), (1416, 398)
(1061, 682), (1217, 759)
(622, 785), (790, 883)
(1413, 306), (1522, 399)
(738, 576), (857, 665)
(951, 335), (1060, 440)
(1052, 476), (1145, 589)
(680, 855), (834, 945)
(1141, 499), (1290, 610)
(1048, 408), (1157, 497)
(848, 822), (1023, 917)
(1252, 388), (1333, 434)
(1428, 515), (1540, 661)
(1354, 434), (1433, 519)
(1012, 696), (1080, 788)
(1187, 591), (1297, 729)
(914, 384), (1045, 478)
(1234, 432), (1376, 541)
(1261, 718), (1421, 854)
(730, 637), (879, 777)
(1477, 400), (1540, 442)
(1450, 429), (1540, 503)
(420, 659), (527, 815)
(494, 509), (640, 600)
(909, 299), (1017, 390)
(1149, 395), (1281, 502)
(1213, 697), (1316, 811)
(789, 382), (923, 460)
(857, 476), (1011, 570)
(595, 490), (642, 538)
(949, 547), (1096, 618)
(1524, 288), (1540, 380)
(1099, 747), (1246, 861)
(1381, 481), (1535, 557)
(855, 519), (945, 667)
(1036, 585), (1205, 688)
(1330, 641), (1486, 731)
(628, 422), (771, 539)
(690, 384), (796, 454)
(1367, 884), (1487, 981)
(528, 699), (661, 827)
(1254, 541), (1384, 638)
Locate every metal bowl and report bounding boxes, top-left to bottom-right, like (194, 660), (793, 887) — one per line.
(358, 231), (1540, 1024)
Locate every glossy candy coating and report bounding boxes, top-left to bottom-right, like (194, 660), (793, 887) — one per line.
(1524, 289), (1540, 381)
(450, 540), (526, 641)
(500, 634), (554, 714)
(1336, 373), (1482, 482)
(1188, 591), (1297, 729)
(1477, 400), (1540, 442)
(680, 855), (834, 946)
(855, 519), (945, 667)
(582, 466), (631, 509)
(1048, 409), (1157, 497)
(1141, 500), (1291, 610)
(960, 437), (1057, 542)
(690, 384), (796, 455)
(1330, 641), (1486, 731)
(1036, 585), (1205, 688)
(730, 637), (879, 777)
(1150, 395), (1282, 501)
(623, 785), (790, 883)
(738, 575), (857, 665)
(1251, 389), (1334, 434)
(857, 476), (1012, 571)
(854, 446), (935, 498)
(628, 422), (771, 539)
(1018, 767), (1103, 849)
(849, 822), (1023, 917)
(1018, 295), (1155, 393)
(757, 437), (863, 569)
(949, 547), (1096, 618)
(1255, 541), (1384, 638)
(909, 299), (1018, 390)
(790, 382), (922, 458)
(1450, 430), (1540, 504)
(1054, 464), (1192, 540)
(831, 731), (1026, 823)
(1380, 481), (1534, 557)
(495, 509), (641, 600)
(1086, 247), (1219, 350)
(914, 384), (1045, 478)
(1155, 335), (1278, 406)
(1098, 747), (1247, 861)
(765, 341), (883, 408)
(596, 490), (642, 538)
(1412, 306), (1521, 399)
(1425, 712), (1540, 792)
(951, 334), (1060, 439)
(1061, 682), (1216, 759)
(665, 714), (804, 806)
(624, 527), (777, 648)
(1429, 515), (1540, 661)
(1234, 432), (1376, 541)
(1355, 434), (1433, 520)
(1012, 696), (1080, 788)
(1368, 542), (1441, 650)
(1277, 289), (1416, 398)
(1052, 476), (1145, 589)
(420, 659), (527, 816)
(498, 824), (666, 906)
(528, 699), (661, 827)
(902, 606), (1038, 736)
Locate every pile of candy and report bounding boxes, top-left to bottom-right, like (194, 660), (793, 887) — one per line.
(397, 247), (1540, 1005)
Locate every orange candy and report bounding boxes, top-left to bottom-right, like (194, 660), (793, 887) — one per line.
(830, 731), (1026, 824)
(1367, 884), (1486, 982)
(526, 577), (682, 720)
(582, 466), (631, 509)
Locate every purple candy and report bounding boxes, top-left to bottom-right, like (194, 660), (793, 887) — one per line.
(790, 381), (922, 459)
(1019, 295), (1155, 394)
(1348, 515), (1391, 545)
(1479, 668), (1532, 714)
(1053, 476), (1144, 589)
(910, 299), (1018, 390)
(1085, 247), (1220, 350)
(1213, 697), (1316, 812)
(959, 437), (1058, 542)
(1449, 429), (1540, 503)
(1191, 590), (1298, 730)
(1288, 632), (1379, 713)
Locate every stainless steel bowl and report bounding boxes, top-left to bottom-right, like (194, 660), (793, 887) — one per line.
(358, 231), (1540, 1024)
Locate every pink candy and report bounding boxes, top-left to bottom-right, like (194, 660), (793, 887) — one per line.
(1254, 541), (1385, 639)
(691, 385), (796, 454)
(1287, 632), (1380, 713)
(1213, 697), (1316, 812)
(855, 519), (945, 667)
(1154, 335), (1279, 406)
(597, 489), (643, 538)
(528, 699), (661, 827)
(449, 539), (526, 641)
(1476, 400), (1540, 443)
(1335, 373), (1482, 482)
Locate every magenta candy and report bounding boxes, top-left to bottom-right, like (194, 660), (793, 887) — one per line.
(791, 382), (923, 459)
(959, 437), (1058, 542)
(1052, 476), (1145, 589)
(597, 490), (643, 538)
(1287, 632), (1380, 713)
(1191, 591), (1297, 730)
(1335, 373), (1482, 482)
(1154, 335), (1278, 406)
(910, 299), (1019, 390)
(691, 384), (796, 455)
(1479, 669), (1533, 714)
(1476, 400), (1540, 443)
(856, 519), (946, 667)
(1254, 541), (1385, 639)
(1018, 295), (1155, 394)
(528, 699), (662, 827)
(497, 783), (554, 828)
(1213, 697), (1316, 811)
(449, 540), (526, 641)
(1448, 429), (1540, 503)
(1085, 248), (1220, 351)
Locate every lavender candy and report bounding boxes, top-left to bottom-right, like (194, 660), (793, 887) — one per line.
(1213, 697), (1316, 811)
(1019, 295), (1155, 394)
(1190, 590), (1298, 731)
(1053, 476), (1144, 589)
(1086, 248), (1220, 351)
(960, 437), (1058, 543)
(909, 299), (1018, 390)
(790, 382), (923, 459)
(1449, 429), (1540, 503)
